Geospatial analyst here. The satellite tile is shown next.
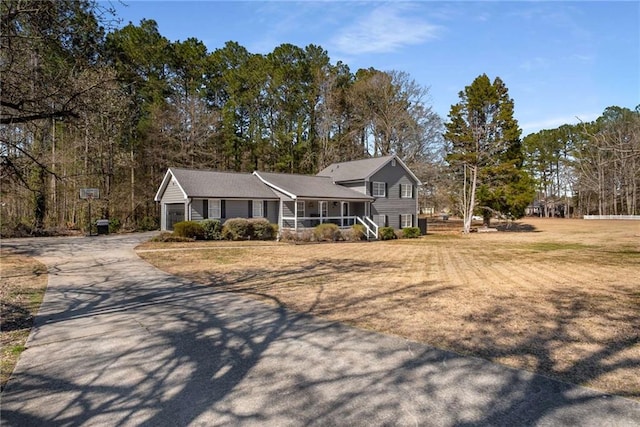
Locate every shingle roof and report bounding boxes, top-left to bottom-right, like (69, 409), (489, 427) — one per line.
(254, 171), (373, 200)
(317, 155), (395, 182)
(318, 155), (422, 185)
(169, 168), (279, 199)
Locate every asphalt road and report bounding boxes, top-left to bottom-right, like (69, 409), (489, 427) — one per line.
(1, 233), (639, 426)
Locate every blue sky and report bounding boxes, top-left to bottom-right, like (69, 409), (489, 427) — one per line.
(105, 0), (639, 136)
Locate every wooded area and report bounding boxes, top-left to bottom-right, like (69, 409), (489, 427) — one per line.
(1, 1), (638, 236)
(523, 106), (640, 218)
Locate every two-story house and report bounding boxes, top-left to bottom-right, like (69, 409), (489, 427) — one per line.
(155, 155), (422, 238)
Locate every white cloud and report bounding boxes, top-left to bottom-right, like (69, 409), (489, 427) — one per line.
(331, 4), (441, 55)
(520, 57), (551, 72)
(568, 53), (595, 63)
(520, 112), (601, 135)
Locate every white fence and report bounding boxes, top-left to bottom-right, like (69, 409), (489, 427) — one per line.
(583, 215), (640, 220)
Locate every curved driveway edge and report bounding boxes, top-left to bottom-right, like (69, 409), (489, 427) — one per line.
(1, 233), (639, 426)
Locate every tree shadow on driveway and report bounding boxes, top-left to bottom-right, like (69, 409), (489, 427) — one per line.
(1, 234), (639, 426)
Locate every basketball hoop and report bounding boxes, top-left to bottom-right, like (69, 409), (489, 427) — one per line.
(79, 188), (100, 200)
(80, 188), (100, 236)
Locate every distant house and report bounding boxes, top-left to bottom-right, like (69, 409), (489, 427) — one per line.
(154, 155), (422, 238)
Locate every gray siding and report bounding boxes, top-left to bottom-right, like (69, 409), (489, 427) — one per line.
(283, 201), (294, 218)
(162, 177), (186, 203)
(265, 201), (279, 224)
(369, 162), (418, 229)
(339, 181), (366, 194)
(190, 198), (278, 224)
(160, 176), (186, 231)
(190, 199), (206, 221)
(225, 200), (248, 219)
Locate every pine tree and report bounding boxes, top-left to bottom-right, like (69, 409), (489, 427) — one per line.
(444, 74), (534, 232)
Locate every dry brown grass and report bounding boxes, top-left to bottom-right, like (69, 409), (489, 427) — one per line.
(136, 218), (640, 399)
(0, 250), (48, 390)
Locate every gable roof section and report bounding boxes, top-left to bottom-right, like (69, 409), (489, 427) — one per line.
(155, 168), (279, 201)
(317, 155), (422, 185)
(254, 171), (373, 201)
(154, 168), (187, 201)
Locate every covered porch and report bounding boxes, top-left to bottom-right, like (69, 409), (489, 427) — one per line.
(280, 198), (369, 230)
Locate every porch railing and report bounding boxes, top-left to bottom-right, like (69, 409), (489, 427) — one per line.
(281, 216), (357, 229)
(356, 216), (379, 240)
(281, 215), (379, 240)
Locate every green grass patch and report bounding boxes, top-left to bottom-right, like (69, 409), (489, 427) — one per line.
(524, 242), (592, 252)
(9, 345), (25, 355)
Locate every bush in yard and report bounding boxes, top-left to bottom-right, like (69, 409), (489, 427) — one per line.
(109, 218), (121, 234)
(201, 219), (223, 240)
(379, 226), (396, 240)
(151, 232), (194, 242)
(314, 223), (341, 242)
(341, 228), (364, 242)
(173, 221), (205, 240)
(138, 216), (158, 231)
(402, 227), (421, 238)
(222, 218), (252, 240)
(249, 218), (276, 240)
(280, 229), (312, 243)
(351, 224), (366, 240)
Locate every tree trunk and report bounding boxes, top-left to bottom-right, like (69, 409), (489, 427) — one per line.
(130, 147), (135, 225)
(462, 164), (477, 234)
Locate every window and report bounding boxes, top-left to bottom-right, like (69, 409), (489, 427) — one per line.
(252, 200), (264, 217)
(391, 158), (396, 167)
(208, 199), (221, 219)
(372, 182), (385, 197)
(401, 184), (413, 198)
(296, 201), (305, 216)
(374, 214), (386, 227)
(401, 214), (413, 228)
(319, 201), (328, 217)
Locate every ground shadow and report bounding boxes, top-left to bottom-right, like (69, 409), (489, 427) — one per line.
(495, 222), (538, 232)
(2, 234), (639, 426)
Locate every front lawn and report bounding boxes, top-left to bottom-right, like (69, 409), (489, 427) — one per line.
(0, 251), (48, 390)
(136, 218), (640, 399)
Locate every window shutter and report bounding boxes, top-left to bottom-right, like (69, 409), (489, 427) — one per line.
(370, 181), (373, 196)
(412, 185), (415, 199)
(399, 215), (402, 228)
(203, 200), (208, 219)
(221, 200), (226, 219)
(399, 185), (402, 198)
(248, 200), (253, 218)
(385, 183), (388, 198)
(263, 200), (268, 217)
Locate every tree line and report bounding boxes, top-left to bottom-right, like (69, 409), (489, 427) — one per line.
(1, 1), (637, 236)
(1, 0), (442, 234)
(522, 106), (640, 217)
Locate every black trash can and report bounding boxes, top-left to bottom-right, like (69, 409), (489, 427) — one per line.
(418, 218), (427, 235)
(96, 219), (109, 235)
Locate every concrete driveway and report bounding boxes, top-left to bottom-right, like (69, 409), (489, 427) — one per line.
(1, 233), (639, 426)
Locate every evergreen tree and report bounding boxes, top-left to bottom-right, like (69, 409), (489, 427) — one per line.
(444, 74), (534, 232)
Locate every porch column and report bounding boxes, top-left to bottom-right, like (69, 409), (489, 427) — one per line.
(294, 199), (298, 232)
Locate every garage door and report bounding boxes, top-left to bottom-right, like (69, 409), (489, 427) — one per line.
(166, 204), (185, 231)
